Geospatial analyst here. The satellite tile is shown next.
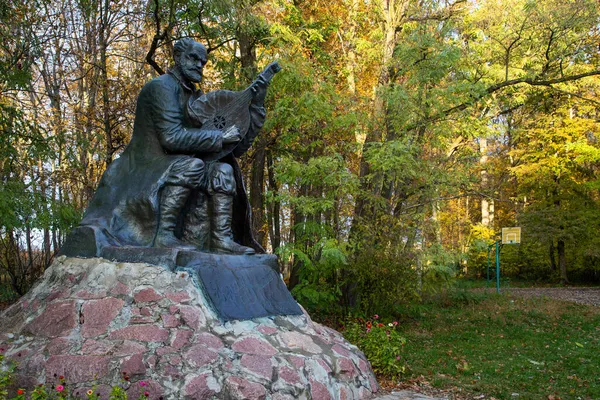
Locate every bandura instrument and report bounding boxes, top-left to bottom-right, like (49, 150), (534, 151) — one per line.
(187, 61), (281, 161)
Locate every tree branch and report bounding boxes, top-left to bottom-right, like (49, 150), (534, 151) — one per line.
(442, 70), (600, 116)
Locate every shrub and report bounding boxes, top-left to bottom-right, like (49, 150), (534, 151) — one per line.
(342, 315), (406, 377)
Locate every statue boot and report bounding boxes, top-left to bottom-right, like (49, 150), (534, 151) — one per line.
(182, 191), (210, 250)
(211, 193), (255, 255)
(154, 185), (196, 250)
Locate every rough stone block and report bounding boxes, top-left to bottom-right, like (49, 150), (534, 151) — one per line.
(179, 305), (206, 330)
(25, 300), (76, 338)
(113, 340), (147, 356)
(241, 354), (273, 379)
(309, 378), (333, 400)
(225, 376), (267, 400)
(121, 353), (146, 376)
(232, 336), (277, 356)
(134, 288), (163, 303)
(46, 355), (110, 384)
(171, 330), (193, 349)
(183, 345), (219, 368)
(82, 297), (124, 338)
(195, 332), (223, 349)
(161, 314), (180, 328)
(280, 331), (322, 354)
(81, 340), (115, 355)
(183, 373), (219, 399)
(109, 325), (169, 342)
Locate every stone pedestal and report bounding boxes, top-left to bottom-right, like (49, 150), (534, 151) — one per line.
(0, 257), (378, 399)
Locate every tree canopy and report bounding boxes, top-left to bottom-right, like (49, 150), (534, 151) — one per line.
(1, 0), (598, 305)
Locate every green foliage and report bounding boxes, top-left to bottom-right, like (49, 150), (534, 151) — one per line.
(465, 224), (496, 278)
(343, 316), (406, 377)
(421, 243), (458, 294)
(347, 250), (420, 316)
(281, 228), (346, 317)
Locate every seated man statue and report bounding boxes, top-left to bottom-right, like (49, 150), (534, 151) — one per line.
(76, 38), (275, 255)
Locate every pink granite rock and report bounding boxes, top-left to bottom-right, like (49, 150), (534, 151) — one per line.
(74, 289), (108, 299)
(241, 354), (273, 379)
(183, 344), (219, 367)
(161, 314), (180, 328)
(156, 346), (175, 356)
(46, 355), (110, 384)
(359, 386), (373, 399)
(126, 379), (163, 400)
(46, 338), (75, 354)
(277, 366), (301, 385)
(166, 291), (191, 303)
(109, 325), (169, 342)
(339, 386), (353, 400)
(288, 355), (305, 368)
(134, 288), (162, 303)
(113, 340), (148, 356)
(183, 373), (218, 399)
(171, 329), (193, 349)
(368, 374), (378, 393)
(332, 343), (352, 357)
(257, 325), (278, 335)
(225, 376), (267, 400)
(81, 297), (124, 337)
(195, 332), (224, 349)
(280, 331), (322, 353)
(309, 378), (332, 400)
(232, 336), (277, 356)
(110, 281), (130, 296)
(81, 340), (114, 355)
(336, 357), (357, 380)
(179, 305), (205, 330)
(121, 353), (146, 375)
(25, 300), (76, 338)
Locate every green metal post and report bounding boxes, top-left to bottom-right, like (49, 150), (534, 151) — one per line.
(495, 240), (501, 294)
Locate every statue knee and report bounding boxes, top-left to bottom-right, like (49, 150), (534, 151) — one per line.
(166, 157), (205, 188)
(209, 162), (236, 195)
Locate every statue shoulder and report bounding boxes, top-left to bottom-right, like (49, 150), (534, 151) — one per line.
(140, 74), (178, 97)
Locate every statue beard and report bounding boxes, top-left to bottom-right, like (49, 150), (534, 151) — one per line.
(180, 65), (203, 85)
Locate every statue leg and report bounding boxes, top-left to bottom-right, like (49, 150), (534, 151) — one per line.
(209, 163), (255, 255)
(154, 158), (204, 250)
(182, 190), (209, 250)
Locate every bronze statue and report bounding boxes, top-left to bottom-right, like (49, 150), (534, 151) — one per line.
(72, 38), (279, 255)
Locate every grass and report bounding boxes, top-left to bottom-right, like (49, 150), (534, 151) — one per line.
(392, 292), (600, 400)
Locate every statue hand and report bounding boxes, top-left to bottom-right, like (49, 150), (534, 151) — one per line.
(251, 76), (268, 105)
(222, 125), (241, 144)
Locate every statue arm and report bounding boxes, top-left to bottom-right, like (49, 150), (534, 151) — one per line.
(150, 80), (223, 154)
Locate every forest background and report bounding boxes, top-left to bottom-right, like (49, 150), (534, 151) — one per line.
(1, 0), (599, 317)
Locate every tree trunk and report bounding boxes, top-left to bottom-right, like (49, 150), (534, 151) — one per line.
(480, 137), (490, 227)
(266, 152), (281, 252)
(558, 239), (569, 284)
(250, 146), (267, 247)
(549, 240), (557, 271)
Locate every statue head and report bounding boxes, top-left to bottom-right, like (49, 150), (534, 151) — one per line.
(173, 38), (208, 84)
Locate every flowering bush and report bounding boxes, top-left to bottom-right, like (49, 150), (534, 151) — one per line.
(0, 351), (152, 399)
(342, 315), (406, 377)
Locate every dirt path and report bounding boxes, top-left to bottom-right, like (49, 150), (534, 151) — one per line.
(501, 287), (600, 306)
